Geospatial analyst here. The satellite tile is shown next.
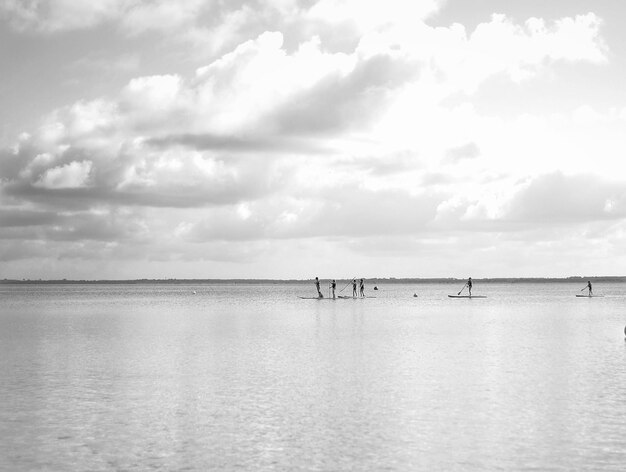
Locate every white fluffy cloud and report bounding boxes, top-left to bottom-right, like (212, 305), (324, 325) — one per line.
(34, 160), (92, 189)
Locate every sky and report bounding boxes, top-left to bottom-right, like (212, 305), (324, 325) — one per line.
(1, 0), (626, 280)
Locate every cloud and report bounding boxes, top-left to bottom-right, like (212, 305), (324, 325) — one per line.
(465, 13), (608, 83)
(1, 28), (423, 209)
(337, 150), (419, 176)
(307, 0), (442, 32)
(0, 13), (612, 197)
(182, 186), (443, 243)
(0, 0), (129, 33)
(504, 172), (626, 224)
(0, 0), (200, 34)
(147, 133), (328, 154)
(3, 144), (281, 210)
(120, 0), (205, 35)
(268, 50), (420, 135)
(0, 240), (50, 262)
(34, 160), (93, 189)
(71, 52), (140, 74)
(0, 5), (621, 277)
(0, 208), (59, 227)
(444, 142), (480, 163)
(0, 1), (440, 37)
(0, 205), (149, 241)
(469, 13), (606, 88)
(430, 171), (626, 234)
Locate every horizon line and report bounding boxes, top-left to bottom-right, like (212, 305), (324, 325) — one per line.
(2, 276), (625, 284)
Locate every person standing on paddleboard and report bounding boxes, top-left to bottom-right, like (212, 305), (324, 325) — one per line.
(467, 277), (472, 297)
(331, 279), (337, 299)
(582, 280), (592, 296)
(315, 277), (323, 298)
(359, 278), (365, 298)
(352, 279), (358, 297)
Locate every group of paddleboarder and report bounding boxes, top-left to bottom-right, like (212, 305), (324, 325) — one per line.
(315, 277), (366, 299)
(457, 277), (595, 297)
(454, 277), (595, 297)
(313, 277), (597, 299)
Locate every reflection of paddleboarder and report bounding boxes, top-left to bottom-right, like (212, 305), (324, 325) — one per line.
(581, 280), (593, 296)
(315, 277), (323, 298)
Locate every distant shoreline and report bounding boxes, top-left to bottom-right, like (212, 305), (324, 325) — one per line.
(2, 277), (625, 285)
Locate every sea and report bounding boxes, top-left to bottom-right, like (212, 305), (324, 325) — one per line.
(1, 281), (626, 471)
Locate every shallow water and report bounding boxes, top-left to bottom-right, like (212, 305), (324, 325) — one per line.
(1, 282), (626, 471)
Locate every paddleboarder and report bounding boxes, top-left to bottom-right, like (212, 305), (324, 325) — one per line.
(359, 278), (365, 298)
(315, 277), (323, 298)
(581, 280), (592, 296)
(352, 279), (357, 297)
(331, 279), (337, 299)
(467, 277), (473, 296)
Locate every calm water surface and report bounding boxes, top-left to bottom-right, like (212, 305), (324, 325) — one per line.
(1, 282), (626, 471)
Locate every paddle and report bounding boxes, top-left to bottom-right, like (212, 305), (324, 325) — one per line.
(339, 277), (355, 293)
(457, 283), (467, 296)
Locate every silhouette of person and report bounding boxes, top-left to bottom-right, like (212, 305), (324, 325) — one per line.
(359, 278), (365, 298)
(352, 279), (357, 297)
(467, 277), (473, 297)
(331, 279), (336, 299)
(315, 277), (323, 298)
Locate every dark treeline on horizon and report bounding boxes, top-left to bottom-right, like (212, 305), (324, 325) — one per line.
(2, 276), (625, 285)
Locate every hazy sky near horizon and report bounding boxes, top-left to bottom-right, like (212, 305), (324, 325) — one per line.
(1, 0), (626, 279)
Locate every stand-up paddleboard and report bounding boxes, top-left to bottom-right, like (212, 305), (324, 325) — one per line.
(338, 295), (377, 299)
(298, 296), (371, 300)
(448, 295), (487, 299)
(575, 294), (604, 298)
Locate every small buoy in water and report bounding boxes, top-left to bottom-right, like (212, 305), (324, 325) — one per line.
(374, 286), (378, 290)
(413, 293), (418, 298)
